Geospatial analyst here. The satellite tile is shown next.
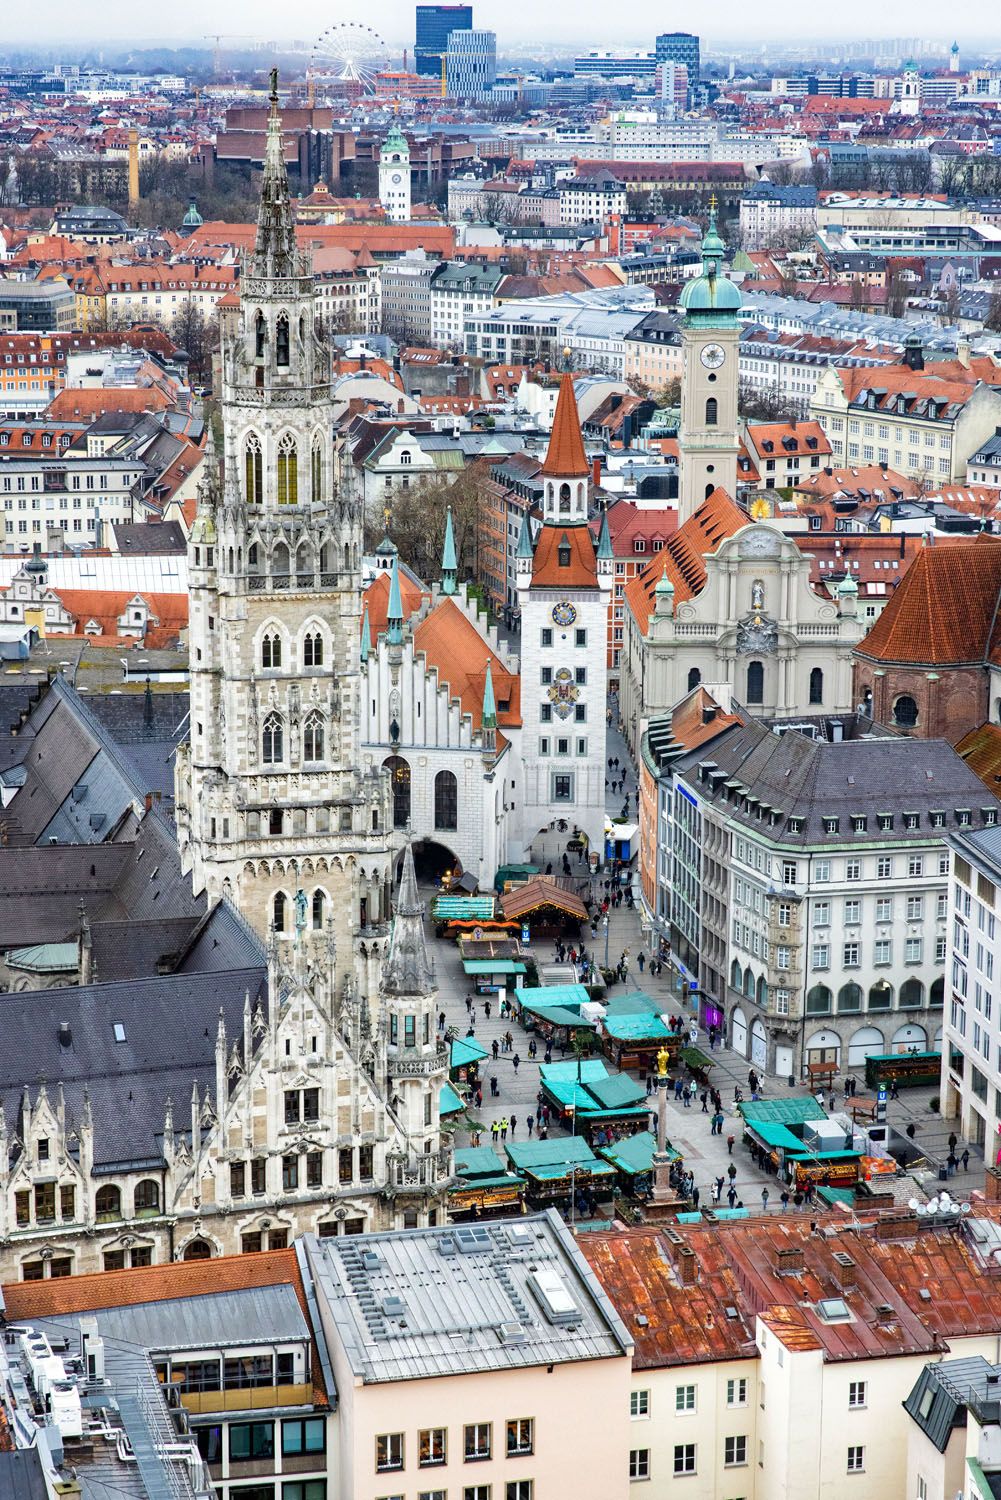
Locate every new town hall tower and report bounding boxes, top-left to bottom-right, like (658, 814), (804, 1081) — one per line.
(175, 77), (394, 1006)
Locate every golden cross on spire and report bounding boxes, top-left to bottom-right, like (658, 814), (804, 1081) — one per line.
(709, 192), (718, 214)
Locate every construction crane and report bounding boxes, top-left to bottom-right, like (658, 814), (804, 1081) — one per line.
(203, 34), (253, 80)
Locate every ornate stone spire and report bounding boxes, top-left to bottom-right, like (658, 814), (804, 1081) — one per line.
(387, 553), (404, 646)
(252, 68), (298, 280)
(382, 838), (435, 996)
(360, 603), (371, 663)
(441, 505), (458, 595)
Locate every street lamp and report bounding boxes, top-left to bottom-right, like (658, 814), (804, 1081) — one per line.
(603, 912), (609, 970)
(567, 1102), (576, 1229)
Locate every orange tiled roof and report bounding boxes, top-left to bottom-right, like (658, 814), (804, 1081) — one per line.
(531, 524), (599, 589)
(856, 536), (1001, 666)
(956, 721), (1001, 793)
(744, 419), (832, 460)
(413, 596), (521, 732)
(540, 372), (589, 479)
(43, 589), (188, 649)
(669, 687), (741, 751)
(625, 487), (747, 632)
(49, 387), (173, 419)
(363, 566), (427, 639)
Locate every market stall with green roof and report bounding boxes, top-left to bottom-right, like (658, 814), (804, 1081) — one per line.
(539, 1058), (650, 1144)
(738, 1095), (863, 1191)
(503, 1135), (616, 1211)
(450, 1146), (523, 1219)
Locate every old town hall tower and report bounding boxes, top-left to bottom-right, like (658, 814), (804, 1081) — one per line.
(175, 75), (392, 1000)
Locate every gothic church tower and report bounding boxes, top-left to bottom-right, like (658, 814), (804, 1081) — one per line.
(175, 73), (392, 997)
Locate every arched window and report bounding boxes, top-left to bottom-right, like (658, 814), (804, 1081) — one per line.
(894, 694), (918, 728)
(134, 1180), (160, 1215)
(705, 482), (715, 500)
(261, 632), (282, 670)
(806, 984), (831, 1015)
(837, 982), (863, 1013)
(303, 711), (324, 763)
(312, 890), (325, 930)
(95, 1185), (121, 1221)
(262, 712), (284, 765)
(756, 974), (768, 1007)
(900, 977), (924, 1008)
(559, 482), (572, 513)
(303, 631), (323, 667)
(687, 667), (701, 691)
(275, 313), (290, 368)
(272, 540), (290, 577)
(869, 980), (893, 1010)
(434, 769), (458, 830)
(705, 396), (718, 426)
(744, 967), (755, 999)
(273, 891), (287, 933)
(384, 755), (411, 829)
(930, 976), (944, 1007)
(730, 958), (742, 990)
(254, 311), (265, 359)
(809, 666), (823, 705)
(244, 434), (262, 505)
(277, 434), (298, 506)
(183, 1239), (212, 1261)
(311, 441), (323, 504)
(400, 450), (412, 466)
(746, 660), (764, 704)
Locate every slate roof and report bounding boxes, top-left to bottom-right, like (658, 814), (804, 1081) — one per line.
(902, 1356), (989, 1452)
(673, 714), (1001, 847)
(0, 966), (266, 1169)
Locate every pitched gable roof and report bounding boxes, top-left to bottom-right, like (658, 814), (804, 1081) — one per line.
(625, 488), (747, 632)
(413, 596), (521, 733)
(531, 525), (599, 589)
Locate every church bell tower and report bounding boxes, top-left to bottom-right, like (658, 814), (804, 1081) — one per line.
(677, 200), (741, 522)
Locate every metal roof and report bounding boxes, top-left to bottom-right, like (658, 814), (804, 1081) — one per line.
(45, 1284), (311, 1356)
(304, 1211), (632, 1384)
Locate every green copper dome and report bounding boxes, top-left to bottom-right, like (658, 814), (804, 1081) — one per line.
(680, 200), (742, 320)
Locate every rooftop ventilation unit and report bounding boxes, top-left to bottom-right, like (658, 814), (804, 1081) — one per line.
(361, 1251), (381, 1271)
(437, 1235), (457, 1257)
(499, 1321), (528, 1345)
(454, 1226), (492, 1255)
(382, 1297), (406, 1318)
(528, 1267), (581, 1326)
(507, 1225), (535, 1249)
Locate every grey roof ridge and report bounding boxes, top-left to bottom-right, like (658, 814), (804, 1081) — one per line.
(46, 674), (157, 806)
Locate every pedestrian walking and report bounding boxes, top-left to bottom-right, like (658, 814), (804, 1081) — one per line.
(638, 951), (645, 973)
(513, 1054), (521, 1073)
(890, 1079), (900, 1100)
(510, 1115), (517, 1136)
(700, 1090), (709, 1113)
(465, 994), (473, 1014)
(761, 1187), (770, 1212)
(727, 1134), (735, 1156)
(484, 1000), (491, 1020)
(500, 1118), (508, 1141)
(691, 1186), (700, 1209)
(780, 1190), (790, 1212)
(683, 1083), (691, 1108)
(490, 1074), (499, 1097)
(491, 1120), (499, 1143)
(962, 1148), (970, 1170)
(527, 1115), (534, 1136)
(438, 1010), (446, 1032)
(492, 1039), (500, 1060)
(689, 1079), (698, 1106)
(727, 1185), (738, 1208)
(674, 1078), (683, 1100)
(528, 1039), (537, 1059)
(948, 1132), (959, 1152)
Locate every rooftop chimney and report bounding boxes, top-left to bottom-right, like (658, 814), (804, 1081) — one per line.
(677, 1246), (698, 1286)
(832, 1250), (857, 1291)
(775, 1246), (805, 1275)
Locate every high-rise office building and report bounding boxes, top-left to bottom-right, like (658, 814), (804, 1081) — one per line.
(445, 28), (497, 99)
(654, 31), (700, 104)
(415, 4), (473, 76)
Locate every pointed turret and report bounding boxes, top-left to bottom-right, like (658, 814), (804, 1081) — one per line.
(252, 68), (298, 280)
(541, 369), (589, 480)
(360, 603), (371, 662)
(481, 658), (497, 753)
(143, 676), (154, 733)
(387, 553), (404, 646)
(382, 840), (435, 996)
(596, 509), (613, 559)
(516, 510), (534, 559)
(440, 505), (458, 595)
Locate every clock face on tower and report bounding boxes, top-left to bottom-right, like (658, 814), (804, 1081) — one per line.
(700, 343), (726, 370)
(391, 173), (402, 184)
(552, 601), (577, 627)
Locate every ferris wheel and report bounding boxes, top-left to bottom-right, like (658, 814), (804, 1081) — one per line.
(310, 23), (390, 95)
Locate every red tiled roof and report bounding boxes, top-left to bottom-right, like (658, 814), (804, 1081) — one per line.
(531, 524), (599, 589)
(49, 387), (173, 419)
(625, 488), (747, 631)
(540, 372), (589, 479)
(956, 721), (1001, 793)
(363, 566), (427, 639)
(414, 596), (521, 733)
(856, 536), (1001, 666)
(744, 419), (832, 461)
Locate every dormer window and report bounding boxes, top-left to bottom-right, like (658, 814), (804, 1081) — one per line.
(558, 541), (571, 567)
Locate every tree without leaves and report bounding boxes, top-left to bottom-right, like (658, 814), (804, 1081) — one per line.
(367, 465), (483, 587)
(985, 287), (1001, 336)
(738, 378), (802, 423)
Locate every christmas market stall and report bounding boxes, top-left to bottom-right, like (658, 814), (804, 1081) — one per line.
(504, 1135), (616, 1213)
(449, 1035), (488, 1096)
(599, 1005), (677, 1071)
(598, 1128), (679, 1199)
(430, 895), (522, 942)
(539, 1059), (649, 1144)
(510, 983), (597, 1049)
(449, 1146), (524, 1220)
(499, 875), (589, 941)
(738, 1096), (863, 1192)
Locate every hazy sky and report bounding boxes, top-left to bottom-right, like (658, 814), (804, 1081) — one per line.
(8, 0), (981, 49)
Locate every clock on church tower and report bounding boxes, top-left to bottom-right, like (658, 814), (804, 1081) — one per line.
(677, 200), (742, 523)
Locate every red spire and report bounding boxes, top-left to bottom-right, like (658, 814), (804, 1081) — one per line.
(541, 371), (589, 479)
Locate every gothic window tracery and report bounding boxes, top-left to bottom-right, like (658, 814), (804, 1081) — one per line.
(303, 631), (323, 667)
(311, 440), (323, 504)
(277, 434), (298, 506)
(261, 631), (282, 670)
(303, 711), (324, 763)
(276, 313), (290, 368)
(245, 434), (263, 505)
(262, 712), (284, 764)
